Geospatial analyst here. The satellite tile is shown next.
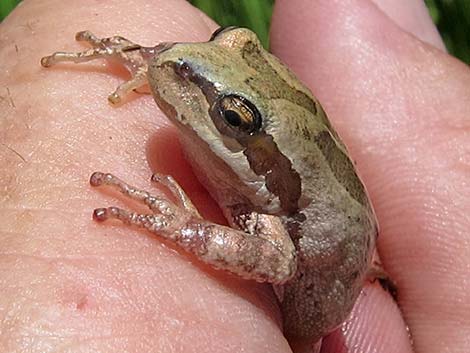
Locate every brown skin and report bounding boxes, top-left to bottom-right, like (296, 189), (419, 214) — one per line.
(0, 1), (468, 353)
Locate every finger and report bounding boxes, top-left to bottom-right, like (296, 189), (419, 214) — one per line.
(272, 1), (470, 353)
(371, 0), (446, 50)
(272, 1), (413, 351)
(0, 1), (291, 352)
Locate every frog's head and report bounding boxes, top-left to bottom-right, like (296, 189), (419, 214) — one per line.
(148, 27), (317, 215)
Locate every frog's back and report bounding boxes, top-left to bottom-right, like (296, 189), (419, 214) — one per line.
(241, 38), (378, 340)
(272, 100), (378, 340)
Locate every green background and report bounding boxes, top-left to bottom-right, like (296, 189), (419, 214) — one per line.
(1, 0), (469, 62)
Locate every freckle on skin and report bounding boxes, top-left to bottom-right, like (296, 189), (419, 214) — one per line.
(76, 295), (89, 310)
(60, 287), (94, 311)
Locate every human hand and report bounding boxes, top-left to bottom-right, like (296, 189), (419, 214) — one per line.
(272, 1), (469, 352)
(1, 1), (468, 353)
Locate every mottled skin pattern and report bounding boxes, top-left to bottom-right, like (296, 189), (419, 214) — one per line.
(41, 27), (378, 344)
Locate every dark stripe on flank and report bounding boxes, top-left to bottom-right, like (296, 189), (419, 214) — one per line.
(314, 130), (368, 206)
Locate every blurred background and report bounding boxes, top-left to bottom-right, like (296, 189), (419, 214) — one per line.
(1, 0), (469, 62)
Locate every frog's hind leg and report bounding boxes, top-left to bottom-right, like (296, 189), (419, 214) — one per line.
(89, 172), (297, 284)
(41, 31), (149, 104)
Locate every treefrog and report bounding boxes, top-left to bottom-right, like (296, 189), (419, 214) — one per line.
(41, 27), (381, 346)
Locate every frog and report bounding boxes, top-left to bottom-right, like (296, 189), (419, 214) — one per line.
(41, 27), (383, 347)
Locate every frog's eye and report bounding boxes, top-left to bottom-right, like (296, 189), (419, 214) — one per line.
(211, 94), (262, 136)
(175, 60), (193, 79)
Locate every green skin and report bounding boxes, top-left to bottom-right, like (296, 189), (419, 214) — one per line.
(41, 27), (377, 343)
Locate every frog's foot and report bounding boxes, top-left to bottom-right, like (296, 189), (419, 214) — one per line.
(367, 261), (398, 300)
(90, 172), (297, 284)
(41, 31), (150, 104)
(150, 173), (200, 216)
(90, 171), (194, 219)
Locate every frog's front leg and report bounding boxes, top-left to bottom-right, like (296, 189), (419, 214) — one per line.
(41, 31), (156, 104)
(90, 172), (297, 284)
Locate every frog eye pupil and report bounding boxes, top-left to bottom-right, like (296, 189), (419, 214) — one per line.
(176, 61), (192, 78)
(181, 63), (190, 73)
(210, 94), (262, 137)
(224, 110), (242, 127)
